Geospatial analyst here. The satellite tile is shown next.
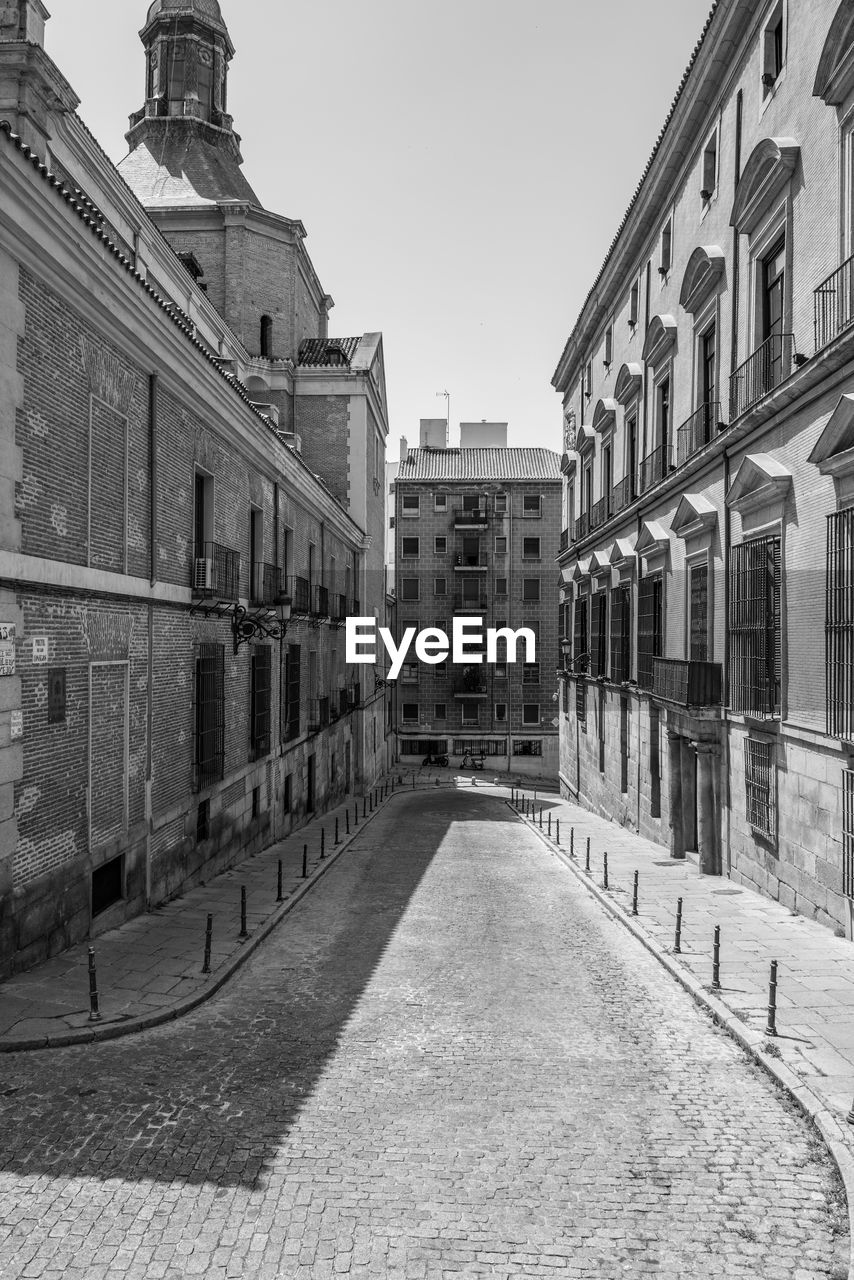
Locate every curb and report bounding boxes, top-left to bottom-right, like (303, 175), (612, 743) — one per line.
(509, 800), (854, 1280)
(0, 785), (404, 1055)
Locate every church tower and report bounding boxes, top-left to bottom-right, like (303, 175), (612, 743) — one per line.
(119, 0), (259, 207)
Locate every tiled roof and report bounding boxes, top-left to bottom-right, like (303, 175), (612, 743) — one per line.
(298, 337), (362, 367)
(397, 448), (562, 482)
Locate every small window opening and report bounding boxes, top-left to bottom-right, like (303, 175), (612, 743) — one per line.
(92, 855), (124, 917)
(196, 799), (210, 843)
(260, 315), (273, 359)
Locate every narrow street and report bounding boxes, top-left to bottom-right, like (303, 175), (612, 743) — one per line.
(0, 790), (846, 1279)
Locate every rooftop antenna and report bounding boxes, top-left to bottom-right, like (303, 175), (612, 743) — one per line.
(436, 390), (450, 445)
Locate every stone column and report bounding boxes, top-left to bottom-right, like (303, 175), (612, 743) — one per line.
(667, 730), (685, 860)
(696, 742), (720, 876)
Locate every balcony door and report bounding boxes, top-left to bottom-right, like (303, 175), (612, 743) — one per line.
(761, 236), (786, 388)
(700, 325), (716, 446)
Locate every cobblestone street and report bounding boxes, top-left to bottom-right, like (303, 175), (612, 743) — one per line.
(0, 791), (847, 1279)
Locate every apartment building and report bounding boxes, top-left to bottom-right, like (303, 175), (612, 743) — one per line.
(554, 0), (854, 938)
(0, 0), (388, 974)
(395, 423), (561, 777)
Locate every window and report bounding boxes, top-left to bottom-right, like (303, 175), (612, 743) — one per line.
(401, 663), (419, 683)
(250, 646), (272, 759)
(604, 324), (613, 367)
(574, 595), (589, 672)
(700, 325), (717, 409)
(745, 737), (776, 840)
(461, 700), (480, 726)
(522, 537), (540, 559)
(197, 48), (214, 118)
(495, 703), (507, 721)
(762, 2), (785, 90)
(401, 738), (448, 756)
(523, 495), (542, 517)
(434, 703), (446, 720)
(282, 643), (300, 742)
(610, 586), (631, 684)
(196, 800), (210, 844)
(167, 43), (185, 110)
(522, 578), (540, 601)
(513, 739), (542, 756)
(434, 618), (447, 631)
(590, 590), (608, 679)
(689, 563), (710, 661)
(602, 443), (613, 514)
(626, 416), (638, 500)
(660, 218), (673, 276)
(495, 536), (508, 555)
(193, 469), (214, 558)
(522, 703), (540, 725)
(401, 536), (419, 558)
(637, 575), (663, 690)
(629, 280), (639, 328)
(495, 493), (507, 513)
(434, 536), (447, 555)
(401, 578), (420, 601)
(828, 510), (854, 738)
(522, 662), (540, 685)
(434, 576), (447, 595)
(730, 536), (781, 716)
(576, 677), (587, 725)
(495, 577), (508, 596)
(47, 668), (66, 725)
(401, 494), (420, 517)
(195, 643), (224, 790)
(260, 315), (273, 358)
(462, 494), (482, 511)
(701, 128), (718, 200)
(434, 494), (447, 511)
(402, 703), (419, 722)
(494, 663), (507, 678)
(92, 855), (124, 917)
(656, 376), (671, 455)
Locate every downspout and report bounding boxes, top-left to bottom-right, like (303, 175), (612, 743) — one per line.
(636, 506), (642, 834)
(641, 259), (651, 460)
(146, 373), (158, 909)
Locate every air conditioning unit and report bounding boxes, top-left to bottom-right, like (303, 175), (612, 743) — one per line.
(194, 557), (213, 591)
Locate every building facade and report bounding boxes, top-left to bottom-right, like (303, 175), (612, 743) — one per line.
(395, 428), (561, 777)
(554, 0), (854, 938)
(0, 0), (388, 975)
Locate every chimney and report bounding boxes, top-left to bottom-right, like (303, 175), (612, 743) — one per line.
(400, 435), (409, 464)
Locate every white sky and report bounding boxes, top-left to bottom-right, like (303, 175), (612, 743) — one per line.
(47, 0), (713, 459)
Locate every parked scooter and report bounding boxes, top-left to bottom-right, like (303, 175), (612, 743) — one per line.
(459, 750), (485, 770)
(423, 751), (449, 767)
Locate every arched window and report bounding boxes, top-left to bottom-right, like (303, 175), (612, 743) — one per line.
(260, 315), (273, 359)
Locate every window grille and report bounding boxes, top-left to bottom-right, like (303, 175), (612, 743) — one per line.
(827, 510), (854, 739)
(194, 643), (224, 791)
(281, 643), (301, 742)
(729, 536), (780, 716)
(452, 738), (507, 756)
(590, 590), (608, 678)
(576, 677), (587, 723)
(251, 646), (272, 759)
(843, 769), (854, 898)
(513, 739), (543, 756)
(401, 738), (449, 755)
(610, 585), (631, 684)
(637, 575), (663, 690)
(574, 595), (589, 672)
(690, 563), (709, 661)
(745, 737), (776, 841)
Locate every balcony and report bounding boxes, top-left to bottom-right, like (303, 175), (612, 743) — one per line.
(815, 254), (854, 351)
(313, 583), (330, 617)
(192, 542), (239, 601)
(729, 332), (794, 420)
(559, 527), (569, 553)
(638, 444), (668, 495)
(611, 476), (633, 516)
(453, 673), (488, 697)
(652, 658), (722, 707)
(676, 402), (725, 467)
(574, 512), (589, 542)
(348, 682), (361, 710)
(590, 497), (608, 531)
(308, 696), (330, 733)
(250, 562), (285, 608)
(453, 592), (487, 612)
(331, 593), (348, 624)
(455, 545), (487, 570)
(454, 506), (489, 528)
(290, 575), (311, 614)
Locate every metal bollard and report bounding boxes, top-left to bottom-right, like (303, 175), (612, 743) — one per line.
(302, 843), (308, 879)
(369, 792), (373, 812)
(548, 813), (552, 838)
(363, 798), (367, 819)
(712, 925), (721, 990)
(570, 827), (575, 857)
(202, 914), (213, 975)
(346, 809), (350, 836)
(354, 803), (358, 827)
(556, 818), (560, 845)
(585, 837), (590, 873)
(603, 852), (609, 890)
(335, 817), (340, 845)
(766, 960), (778, 1036)
(674, 897), (683, 953)
(320, 828), (326, 860)
(277, 859), (283, 902)
(539, 807), (543, 829)
(631, 870), (639, 916)
(87, 946), (102, 1021)
(239, 885), (248, 939)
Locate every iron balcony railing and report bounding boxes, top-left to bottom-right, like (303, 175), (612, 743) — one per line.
(574, 512), (589, 542)
(289, 575), (311, 614)
(590, 497), (608, 531)
(250, 562), (285, 607)
(638, 445), (668, 495)
(348, 682), (361, 711)
(313, 584), (330, 617)
(611, 476), (633, 516)
(676, 402), (725, 467)
(559, 527), (569, 553)
(453, 592), (488, 612)
(308, 696), (330, 733)
(815, 254), (854, 351)
(332, 593), (347, 623)
(455, 548), (487, 568)
(192, 542), (240, 601)
(454, 507), (489, 527)
(453, 675), (488, 697)
(652, 658), (722, 707)
(729, 332), (794, 420)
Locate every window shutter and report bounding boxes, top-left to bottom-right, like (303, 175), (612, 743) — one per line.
(574, 596), (588, 672)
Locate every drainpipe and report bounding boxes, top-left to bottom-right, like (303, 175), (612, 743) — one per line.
(146, 373), (157, 909)
(641, 259), (651, 460)
(636, 506), (642, 834)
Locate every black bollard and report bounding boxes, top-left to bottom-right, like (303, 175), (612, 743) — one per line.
(363, 798), (367, 819)
(603, 852), (609, 890)
(202, 913), (213, 975)
(335, 817), (340, 845)
(277, 859), (283, 903)
(302, 843), (308, 879)
(570, 827), (575, 857)
(354, 803), (358, 827)
(239, 886), (248, 939)
(556, 818), (560, 845)
(585, 837), (590, 873)
(766, 960), (778, 1036)
(87, 946), (102, 1021)
(369, 792), (373, 813)
(631, 870), (639, 916)
(320, 828), (326, 860)
(674, 898), (683, 953)
(346, 809), (350, 836)
(548, 813), (552, 838)
(712, 925), (721, 990)
(385, 781), (389, 798)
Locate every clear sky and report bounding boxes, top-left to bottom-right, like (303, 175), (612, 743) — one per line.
(46, 0), (713, 459)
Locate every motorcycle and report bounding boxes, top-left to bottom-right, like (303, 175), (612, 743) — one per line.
(423, 751), (449, 767)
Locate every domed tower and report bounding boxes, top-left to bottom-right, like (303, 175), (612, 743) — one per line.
(119, 0), (259, 206)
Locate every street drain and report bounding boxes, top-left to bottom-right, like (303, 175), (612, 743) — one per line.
(653, 861), (683, 867)
(711, 889), (743, 895)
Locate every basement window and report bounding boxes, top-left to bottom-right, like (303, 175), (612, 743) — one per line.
(92, 855), (124, 917)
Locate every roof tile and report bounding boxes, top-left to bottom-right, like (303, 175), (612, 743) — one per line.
(397, 447), (561, 482)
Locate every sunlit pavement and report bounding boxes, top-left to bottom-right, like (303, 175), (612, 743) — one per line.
(0, 789), (846, 1279)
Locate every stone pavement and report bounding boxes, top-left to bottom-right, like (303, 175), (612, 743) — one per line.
(0, 789), (846, 1279)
